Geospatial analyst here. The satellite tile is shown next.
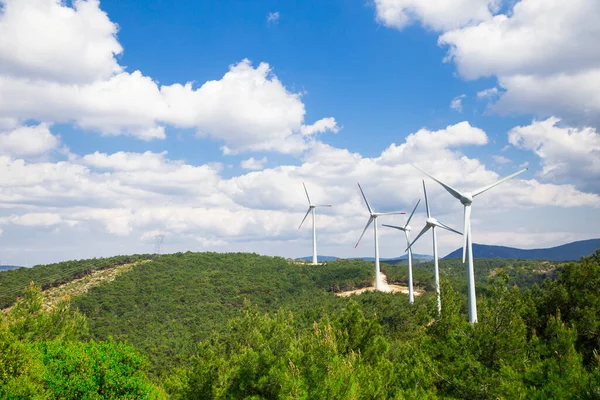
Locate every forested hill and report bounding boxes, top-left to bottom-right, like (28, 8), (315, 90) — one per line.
(3, 250), (600, 398)
(444, 238), (600, 261)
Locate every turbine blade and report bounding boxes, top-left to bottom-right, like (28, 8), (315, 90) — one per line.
(472, 168), (528, 197)
(405, 199), (420, 228)
(422, 180), (431, 218)
(462, 205), (471, 263)
(298, 207), (311, 229)
(382, 224), (405, 231)
(435, 220), (463, 236)
(303, 182), (311, 204)
(377, 211), (406, 216)
(357, 183), (373, 214)
(355, 216), (374, 248)
(413, 164), (465, 202)
(405, 224), (431, 252)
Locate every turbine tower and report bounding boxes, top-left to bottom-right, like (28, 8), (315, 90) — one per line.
(413, 165), (527, 323)
(298, 183), (332, 265)
(355, 183), (405, 291)
(405, 181), (462, 315)
(382, 199), (420, 303)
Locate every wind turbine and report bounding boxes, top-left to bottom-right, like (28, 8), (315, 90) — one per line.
(382, 199), (420, 303)
(355, 183), (406, 291)
(405, 181), (462, 315)
(413, 165), (527, 323)
(298, 183), (332, 265)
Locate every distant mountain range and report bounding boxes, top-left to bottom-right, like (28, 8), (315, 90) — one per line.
(299, 239), (600, 264)
(0, 265), (22, 272)
(443, 238), (600, 261)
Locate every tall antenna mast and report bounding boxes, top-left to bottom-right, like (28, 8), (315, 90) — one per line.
(154, 234), (165, 259)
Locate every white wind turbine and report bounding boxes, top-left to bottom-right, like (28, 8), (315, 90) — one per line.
(405, 181), (462, 315)
(355, 183), (406, 291)
(413, 165), (527, 323)
(382, 199), (420, 304)
(298, 183), (332, 265)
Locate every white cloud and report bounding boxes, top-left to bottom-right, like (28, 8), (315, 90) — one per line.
(375, 0), (600, 127)
(508, 118), (600, 191)
(477, 87), (499, 99)
(81, 151), (172, 172)
(241, 157), (268, 170)
(267, 11), (280, 24)
(491, 71), (600, 126)
(437, 0), (600, 125)
(439, 0), (600, 80)
(0, 58), (332, 150)
(0, 123), (60, 157)
(382, 121), (488, 157)
(0, 1), (335, 151)
(450, 94), (466, 112)
(1, 121), (598, 265)
(373, 0), (498, 31)
(0, 212), (64, 227)
(0, 0), (122, 84)
(492, 155), (510, 164)
(300, 117), (340, 136)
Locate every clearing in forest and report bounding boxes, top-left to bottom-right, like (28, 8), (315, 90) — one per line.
(3, 260), (150, 313)
(336, 272), (424, 297)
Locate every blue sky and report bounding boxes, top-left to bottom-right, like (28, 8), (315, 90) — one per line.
(0, 0), (599, 266)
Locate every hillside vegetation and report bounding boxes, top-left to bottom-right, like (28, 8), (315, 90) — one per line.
(72, 253), (378, 375)
(0, 254), (150, 308)
(1, 250), (599, 398)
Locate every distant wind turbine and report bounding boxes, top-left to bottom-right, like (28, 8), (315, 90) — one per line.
(382, 199), (420, 303)
(355, 183), (406, 291)
(405, 181), (462, 315)
(413, 165), (527, 323)
(298, 183), (332, 265)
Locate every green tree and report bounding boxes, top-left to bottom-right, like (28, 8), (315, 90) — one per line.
(0, 284), (165, 399)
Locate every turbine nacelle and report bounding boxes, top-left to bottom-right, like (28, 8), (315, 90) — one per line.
(460, 193), (473, 205)
(425, 217), (438, 227)
(355, 183), (405, 248)
(405, 181), (462, 253)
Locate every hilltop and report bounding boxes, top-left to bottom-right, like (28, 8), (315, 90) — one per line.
(444, 238), (600, 261)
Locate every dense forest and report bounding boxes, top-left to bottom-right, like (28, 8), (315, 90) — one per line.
(1, 250), (599, 398)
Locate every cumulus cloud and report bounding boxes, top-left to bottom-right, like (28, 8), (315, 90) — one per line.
(0, 1), (335, 151)
(439, 0), (600, 80)
(508, 118), (600, 192)
(81, 151), (173, 172)
(1, 120), (598, 264)
(241, 157), (268, 170)
(0, 0), (123, 84)
(300, 117), (340, 136)
(0, 212), (66, 227)
(375, 0), (600, 127)
(373, 0), (497, 31)
(0, 123), (60, 157)
(438, 0), (600, 125)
